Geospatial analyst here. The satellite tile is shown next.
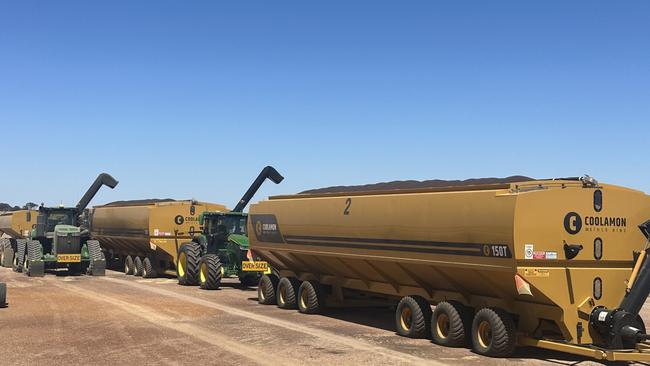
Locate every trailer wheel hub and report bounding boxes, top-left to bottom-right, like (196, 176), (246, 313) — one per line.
(400, 307), (413, 331)
(279, 285), (286, 305)
(478, 320), (493, 348)
(436, 313), (450, 339)
(300, 288), (308, 309)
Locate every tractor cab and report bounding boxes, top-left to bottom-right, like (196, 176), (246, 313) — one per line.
(201, 211), (249, 251)
(33, 207), (78, 239)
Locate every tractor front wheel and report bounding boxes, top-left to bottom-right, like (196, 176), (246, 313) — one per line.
(199, 254), (222, 290)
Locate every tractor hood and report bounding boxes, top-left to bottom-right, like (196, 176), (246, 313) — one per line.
(228, 234), (249, 250)
(54, 225), (81, 234)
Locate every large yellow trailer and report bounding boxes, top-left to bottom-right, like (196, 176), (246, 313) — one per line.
(90, 200), (227, 277)
(0, 210), (37, 268)
(249, 177), (650, 360)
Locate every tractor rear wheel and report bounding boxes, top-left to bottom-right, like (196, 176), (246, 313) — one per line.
(177, 243), (201, 286)
(133, 256), (144, 276)
(258, 274), (279, 305)
(276, 277), (300, 309)
(124, 255), (134, 275)
(298, 280), (323, 314)
(142, 257), (157, 278)
(395, 296), (432, 339)
(199, 254), (222, 290)
(471, 307), (516, 357)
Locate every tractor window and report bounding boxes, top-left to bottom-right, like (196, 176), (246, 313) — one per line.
(216, 216), (247, 235)
(46, 212), (73, 231)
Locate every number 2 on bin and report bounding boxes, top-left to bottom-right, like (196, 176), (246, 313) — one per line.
(344, 198), (351, 215)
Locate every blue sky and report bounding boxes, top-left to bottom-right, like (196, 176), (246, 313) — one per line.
(1, 1), (649, 208)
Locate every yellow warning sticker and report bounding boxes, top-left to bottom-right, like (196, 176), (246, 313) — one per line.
(523, 268), (550, 277)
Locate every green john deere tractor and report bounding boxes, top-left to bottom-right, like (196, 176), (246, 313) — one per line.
(16, 173), (118, 277)
(176, 166), (283, 289)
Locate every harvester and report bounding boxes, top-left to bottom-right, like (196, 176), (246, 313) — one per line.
(176, 166), (283, 289)
(17, 173), (118, 276)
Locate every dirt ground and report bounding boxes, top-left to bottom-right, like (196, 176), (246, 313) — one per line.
(1, 268), (649, 366)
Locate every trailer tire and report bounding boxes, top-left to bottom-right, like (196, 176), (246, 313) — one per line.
(177, 243), (201, 286)
(133, 256), (144, 276)
(142, 257), (157, 278)
(298, 280), (323, 314)
(471, 307), (516, 357)
(395, 296), (432, 339)
(432, 301), (470, 347)
(199, 254), (222, 290)
(13, 239), (26, 273)
(1, 239), (14, 268)
(277, 277), (300, 309)
(258, 274), (279, 305)
(124, 255), (134, 275)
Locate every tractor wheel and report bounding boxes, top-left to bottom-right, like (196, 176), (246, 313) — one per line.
(142, 257), (157, 278)
(0, 282), (6, 307)
(124, 255), (134, 275)
(471, 308), (516, 357)
(133, 256), (144, 277)
(25, 240), (44, 277)
(177, 242), (201, 286)
(432, 301), (471, 347)
(13, 239), (26, 273)
(199, 254), (222, 290)
(297, 280), (323, 314)
(258, 274), (279, 305)
(86, 240), (106, 276)
(276, 277), (300, 309)
(395, 296), (432, 339)
(1, 239), (14, 268)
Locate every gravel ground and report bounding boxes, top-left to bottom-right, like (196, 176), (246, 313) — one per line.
(1, 268), (649, 366)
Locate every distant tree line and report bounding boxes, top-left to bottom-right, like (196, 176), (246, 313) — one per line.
(0, 202), (38, 212)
